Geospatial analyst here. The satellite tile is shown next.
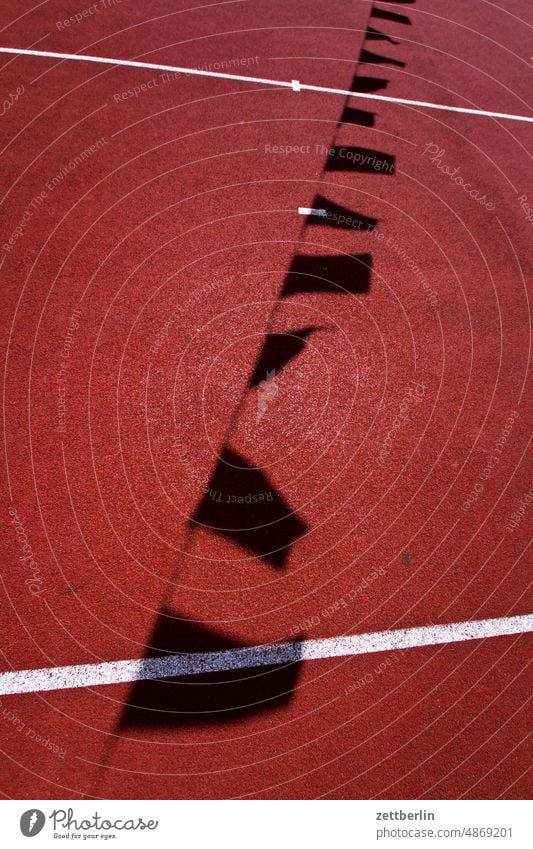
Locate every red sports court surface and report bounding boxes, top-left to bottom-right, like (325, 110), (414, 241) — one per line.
(0, 0), (531, 799)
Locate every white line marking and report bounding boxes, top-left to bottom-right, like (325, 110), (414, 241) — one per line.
(0, 47), (532, 123)
(0, 614), (530, 696)
(298, 207), (326, 216)
(291, 79), (301, 92)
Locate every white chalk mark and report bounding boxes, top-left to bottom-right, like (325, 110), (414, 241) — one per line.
(298, 207), (326, 216)
(0, 614), (531, 696)
(0, 47), (532, 123)
(291, 79), (301, 92)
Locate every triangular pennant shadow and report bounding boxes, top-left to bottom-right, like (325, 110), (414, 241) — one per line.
(305, 195), (378, 231)
(249, 327), (317, 387)
(191, 447), (307, 568)
(366, 26), (400, 45)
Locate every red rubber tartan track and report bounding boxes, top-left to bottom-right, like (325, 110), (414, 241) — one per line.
(0, 0), (531, 799)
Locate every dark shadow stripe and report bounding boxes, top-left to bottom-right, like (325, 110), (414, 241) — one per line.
(350, 74), (389, 93)
(371, 5), (412, 25)
(325, 146), (395, 175)
(281, 254), (372, 297)
(359, 48), (406, 68)
(338, 105), (376, 127)
(120, 611), (303, 727)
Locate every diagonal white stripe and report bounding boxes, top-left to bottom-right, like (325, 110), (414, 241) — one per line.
(0, 47), (532, 123)
(0, 614), (531, 696)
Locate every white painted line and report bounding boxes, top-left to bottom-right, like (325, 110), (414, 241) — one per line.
(0, 47), (532, 124)
(291, 79), (301, 92)
(0, 614), (530, 696)
(298, 207), (327, 216)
